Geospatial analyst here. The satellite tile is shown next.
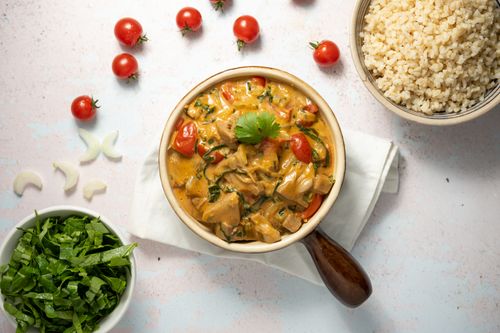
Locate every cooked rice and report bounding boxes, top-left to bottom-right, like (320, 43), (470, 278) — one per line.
(361, 0), (499, 114)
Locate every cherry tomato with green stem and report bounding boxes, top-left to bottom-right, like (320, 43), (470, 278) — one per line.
(176, 7), (202, 35)
(114, 18), (148, 47)
(233, 15), (260, 51)
(112, 53), (139, 80)
(71, 95), (99, 121)
(310, 40), (340, 67)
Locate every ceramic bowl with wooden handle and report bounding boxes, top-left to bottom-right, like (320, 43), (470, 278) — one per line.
(158, 66), (372, 307)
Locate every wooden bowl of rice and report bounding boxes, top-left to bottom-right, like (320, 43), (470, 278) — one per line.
(351, 0), (500, 125)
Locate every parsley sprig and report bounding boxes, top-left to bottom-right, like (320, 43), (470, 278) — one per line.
(235, 112), (281, 144)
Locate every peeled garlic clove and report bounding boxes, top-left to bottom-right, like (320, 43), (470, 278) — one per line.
(13, 171), (43, 196)
(53, 161), (79, 191)
(83, 180), (107, 200)
(101, 130), (122, 159)
(78, 128), (101, 163)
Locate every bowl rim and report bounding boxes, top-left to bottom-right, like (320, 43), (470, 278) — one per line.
(0, 205), (136, 333)
(350, 0), (500, 126)
(158, 66), (346, 254)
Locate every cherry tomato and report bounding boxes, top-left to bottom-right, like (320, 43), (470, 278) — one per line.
(174, 117), (184, 131)
(114, 18), (147, 47)
(176, 7), (202, 35)
(301, 194), (323, 220)
(210, 0), (226, 11)
(112, 53), (139, 80)
(173, 122), (197, 157)
(252, 76), (266, 87)
(233, 15), (260, 51)
(71, 95), (99, 121)
(310, 40), (340, 67)
(290, 133), (312, 163)
(197, 144), (224, 164)
(303, 102), (319, 113)
(221, 83), (235, 103)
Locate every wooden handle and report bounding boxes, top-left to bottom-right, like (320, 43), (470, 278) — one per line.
(301, 227), (372, 307)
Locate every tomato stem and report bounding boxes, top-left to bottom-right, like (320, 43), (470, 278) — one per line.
(181, 23), (192, 36)
(91, 97), (100, 109)
(309, 41), (320, 50)
(127, 73), (139, 82)
(137, 34), (149, 44)
(212, 1), (225, 11)
(237, 39), (246, 51)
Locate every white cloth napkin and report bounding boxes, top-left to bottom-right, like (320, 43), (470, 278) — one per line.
(127, 129), (399, 286)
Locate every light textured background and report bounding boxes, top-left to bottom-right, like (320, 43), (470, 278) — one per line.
(1, 0), (499, 332)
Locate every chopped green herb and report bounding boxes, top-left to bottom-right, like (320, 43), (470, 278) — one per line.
(208, 184), (221, 202)
(235, 112), (281, 144)
(258, 86), (273, 103)
(246, 81), (252, 92)
(0, 213), (137, 333)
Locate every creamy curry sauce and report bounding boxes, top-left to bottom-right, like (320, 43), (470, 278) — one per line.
(167, 77), (335, 243)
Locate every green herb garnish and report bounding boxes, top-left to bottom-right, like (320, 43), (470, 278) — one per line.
(0, 213), (137, 333)
(257, 87), (273, 103)
(235, 112), (281, 144)
(208, 184), (221, 202)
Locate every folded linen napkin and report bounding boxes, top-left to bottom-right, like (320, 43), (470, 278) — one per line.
(127, 129), (399, 286)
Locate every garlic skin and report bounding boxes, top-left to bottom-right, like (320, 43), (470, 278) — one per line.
(101, 130), (122, 159)
(13, 171), (43, 196)
(83, 180), (107, 200)
(53, 161), (79, 191)
(78, 128), (101, 163)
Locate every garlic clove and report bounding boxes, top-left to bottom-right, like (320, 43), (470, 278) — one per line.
(101, 130), (122, 159)
(53, 161), (79, 191)
(78, 128), (101, 163)
(83, 180), (107, 200)
(13, 171), (43, 196)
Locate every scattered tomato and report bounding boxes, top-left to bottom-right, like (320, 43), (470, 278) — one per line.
(310, 40), (340, 67)
(290, 133), (312, 163)
(210, 0), (226, 11)
(112, 53), (139, 80)
(176, 7), (202, 35)
(173, 121), (197, 157)
(221, 83), (235, 103)
(114, 18), (147, 47)
(252, 76), (266, 87)
(233, 15), (260, 51)
(71, 96), (99, 121)
(301, 194), (323, 220)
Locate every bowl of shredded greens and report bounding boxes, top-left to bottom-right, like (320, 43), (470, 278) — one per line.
(0, 206), (137, 333)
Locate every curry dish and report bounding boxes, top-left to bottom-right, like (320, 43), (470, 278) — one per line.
(167, 77), (335, 243)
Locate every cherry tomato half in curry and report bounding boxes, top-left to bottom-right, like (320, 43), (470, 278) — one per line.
(301, 194), (323, 220)
(176, 7), (202, 35)
(310, 40), (340, 67)
(173, 121), (197, 157)
(233, 15), (260, 51)
(251, 76), (266, 87)
(197, 144), (224, 164)
(112, 53), (139, 80)
(290, 133), (312, 164)
(114, 18), (147, 47)
(71, 95), (99, 121)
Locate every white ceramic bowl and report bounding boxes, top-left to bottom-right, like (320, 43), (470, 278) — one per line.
(0, 205), (136, 333)
(350, 0), (500, 125)
(158, 66), (346, 253)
